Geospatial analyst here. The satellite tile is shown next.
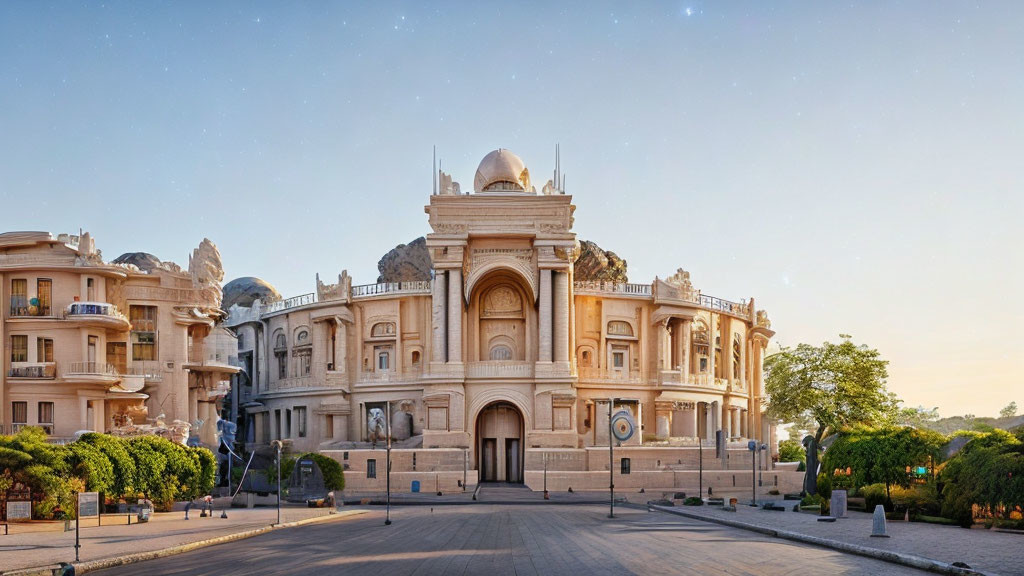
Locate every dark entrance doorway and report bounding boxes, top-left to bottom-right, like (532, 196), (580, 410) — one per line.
(476, 402), (524, 483)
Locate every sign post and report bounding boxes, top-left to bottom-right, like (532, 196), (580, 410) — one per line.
(608, 400), (636, 519)
(75, 491), (99, 562)
(385, 400), (392, 526)
(747, 440), (757, 506)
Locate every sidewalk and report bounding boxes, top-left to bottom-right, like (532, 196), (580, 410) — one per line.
(0, 500), (358, 574)
(342, 483), (608, 505)
(650, 500), (1021, 576)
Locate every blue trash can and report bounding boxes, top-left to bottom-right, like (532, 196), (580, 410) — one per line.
(411, 480), (420, 493)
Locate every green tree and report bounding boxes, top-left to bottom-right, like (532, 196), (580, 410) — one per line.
(299, 453), (345, 491)
(897, 405), (940, 429)
(939, 429), (1024, 527)
(1000, 402), (1018, 420)
(764, 335), (896, 494)
(78, 433), (137, 499)
(822, 425), (945, 503)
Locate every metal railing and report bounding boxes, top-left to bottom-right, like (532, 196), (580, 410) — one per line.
(7, 363), (57, 379)
(351, 281), (432, 298)
(66, 302), (129, 322)
(262, 293), (316, 314)
(64, 361), (119, 376)
(8, 296), (54, 317)
(699, 294), (749, 316)
(127, 361), (163, 381)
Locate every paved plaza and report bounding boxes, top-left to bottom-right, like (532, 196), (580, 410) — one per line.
(87, 504), (928, 576)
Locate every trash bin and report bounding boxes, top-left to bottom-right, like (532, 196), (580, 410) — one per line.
(411, 480), (420, 493)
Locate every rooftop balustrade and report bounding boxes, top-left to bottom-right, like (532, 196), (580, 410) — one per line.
(351, 281), (431, 298)
(64, 361), (119, 377)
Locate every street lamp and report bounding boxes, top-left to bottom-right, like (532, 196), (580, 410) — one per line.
(608, 398), (616, 518)
(271, 440), (283, 525)
(385, 400), (392, 526)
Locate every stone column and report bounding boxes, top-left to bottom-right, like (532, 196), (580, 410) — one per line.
(554, 270), (569, 363)
(682, 403), (698, 438)
(335, 320), (347, 374)
(656, 320), (666, 371)
(655, 401), (672, 440)
(432, 272), (447, 363)
(539, 270), (553, 362)
(447, 269), (462, 363)
(714, 401), (723, 439)
(681, 319), (691, 383)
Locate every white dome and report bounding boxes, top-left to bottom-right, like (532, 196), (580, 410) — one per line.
(473, 149), (532, 194)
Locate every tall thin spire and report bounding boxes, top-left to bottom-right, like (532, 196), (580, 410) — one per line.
(432, 145), (437, 195)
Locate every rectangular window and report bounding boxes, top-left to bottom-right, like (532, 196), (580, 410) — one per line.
(10, 279), (28, 316)
(38, 402), (54, 434)
(37, 338), (54, 363)
(377, 351), (390, 371)
(367, 459), (377, 479)
(274, 409), (281, 440)
(295, 407), (307, 438)
(277, 352), (287, 379)
(612, 351), (624, 369)
(86, 278), (95, 301)
(12, 401), (28, 426)
(621, 457), (631, 475)
(325, 415), (334, 439)
(130, 306), (158, 361)
(88, 336), (98, 364)
(10, 335), (28, 363)
(36, 279), (52, 316)
(295, 348), (311, 377)
(285, 409), (292, 439)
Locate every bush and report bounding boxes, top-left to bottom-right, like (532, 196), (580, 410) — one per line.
(778, 439), (805, 463)
(300, 453), (345, 491)
(796, 461), (806, 472)
(683, 496), (703, 506)
(68, 442), (115, 495)
(816, 473), (832, 500)
(939, 429), (1024, 527)
(862, 483), (888, 512)
(78, 433), (137, 499)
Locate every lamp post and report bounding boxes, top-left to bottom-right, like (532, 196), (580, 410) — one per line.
(271, 440), (282, 525)
(748, 440), (757, 506)
(758, 444), (767, 488)
(385, 400), (392, 526)
(608, 398), (617, 519)
(698, 434), (703, 500)
(543, 452), (549, 500)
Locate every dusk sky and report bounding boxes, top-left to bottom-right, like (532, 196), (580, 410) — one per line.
(1, 2), (1021, 418)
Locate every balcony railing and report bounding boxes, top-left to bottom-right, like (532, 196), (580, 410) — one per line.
(699, 294), (749, 316)
(7, 362), (57, 379)
(66, 302), (129, 322)
(466, 361), (534, 379)
(351, 281), (432, 298)
(262, 293), (316, 314)
(573, 281), (652, 296)
(64, 362), (119, 376)
(9, 296), (53, 317)
(577, 367), (643, 383)
(127, 360), (163, 381)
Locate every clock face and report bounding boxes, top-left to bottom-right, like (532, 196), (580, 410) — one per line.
(611, 410), (636, 442)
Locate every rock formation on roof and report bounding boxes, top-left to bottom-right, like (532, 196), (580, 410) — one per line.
(222, 277), (282, 310)
(574, 240), (628, 283)
(377, 237), (432, 283)
(113, 252), (163, 272)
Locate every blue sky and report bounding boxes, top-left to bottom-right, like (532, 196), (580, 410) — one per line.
(1, 2), (1021, 417)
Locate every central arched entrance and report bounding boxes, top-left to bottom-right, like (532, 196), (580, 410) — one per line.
(476, 402), (524, 483)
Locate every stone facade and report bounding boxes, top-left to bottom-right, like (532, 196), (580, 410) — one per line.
(0, 231), (238, 448)
(225, 149), (779, 491)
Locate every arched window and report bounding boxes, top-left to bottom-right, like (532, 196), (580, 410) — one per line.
(274, 332), (286, 349)
(489, 345), (513, 361)
(411, 350), (421, 366)
(607, 321), (634, 337)
(581, 350), (592, 367)
(297, 330), (309, 344)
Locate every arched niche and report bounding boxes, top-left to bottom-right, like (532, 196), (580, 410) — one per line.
(468, 271), (534, 363)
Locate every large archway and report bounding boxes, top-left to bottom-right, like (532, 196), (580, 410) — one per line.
(475, 402), (524, 483)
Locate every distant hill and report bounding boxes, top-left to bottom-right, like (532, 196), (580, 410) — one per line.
(925, 414), (1024, 435)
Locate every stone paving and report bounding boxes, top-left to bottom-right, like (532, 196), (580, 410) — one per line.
(88, 504), (929, 576)
(653, 500), (1022, 576)
(0, 499), (338, 573)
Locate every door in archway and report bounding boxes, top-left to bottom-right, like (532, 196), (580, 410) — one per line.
(476, 402), (523, 483)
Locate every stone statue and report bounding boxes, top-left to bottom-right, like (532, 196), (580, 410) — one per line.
(188, 238), (224, 307)
(368, 408), (388, 447)
(756, 310), (772, 329)
(665, 268), (694, 293)
(438, 170), (461, 195)
(218, 418), (238, 448)
(802, 434), (819, 496)
(390, 401), (414, 441)
(317, 270), (351, 302)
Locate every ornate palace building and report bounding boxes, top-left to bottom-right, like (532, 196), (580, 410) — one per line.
(0, 231), (236, 447)
(226, 149), (788, 492)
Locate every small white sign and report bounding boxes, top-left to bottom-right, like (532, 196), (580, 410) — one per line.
(79, 492), (100, 518)
(6, 500), (31, 521)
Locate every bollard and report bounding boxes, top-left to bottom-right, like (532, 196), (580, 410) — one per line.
(870, 504), (890, 537)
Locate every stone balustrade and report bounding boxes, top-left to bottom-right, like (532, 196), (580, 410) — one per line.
(465, 361), (534, 379)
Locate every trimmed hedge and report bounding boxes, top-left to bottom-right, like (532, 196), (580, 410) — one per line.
(0, 426), (217, 517)
(299, 453), (345, 492)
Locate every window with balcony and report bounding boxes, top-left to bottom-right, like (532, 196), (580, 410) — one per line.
(38, 402), (54, 435)
(37, 338), (54, 363)
(10, 279), (28, 316)
(36, 279), (52, 316)
(12, 401), (28, 432)
(10, 335), (28, 362)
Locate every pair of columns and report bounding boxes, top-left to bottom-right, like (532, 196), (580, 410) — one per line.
(725, 407), (747, 438)
(538, 269), (569, 363)
(430, 269), (464, 363)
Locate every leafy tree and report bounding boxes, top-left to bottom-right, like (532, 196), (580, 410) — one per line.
(78, 432), (137, 498)
(822, 425), (945, 503)
(777, 439), (805, 463)
(765, 335), (896, 494)
(939, 429), (1024, 527)
(897, 405), (940, 429)
(1000, 402), (1018, 420)
(68, 441), (115, 495)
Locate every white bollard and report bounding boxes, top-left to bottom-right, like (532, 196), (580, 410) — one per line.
(870, 504), (890, 537)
